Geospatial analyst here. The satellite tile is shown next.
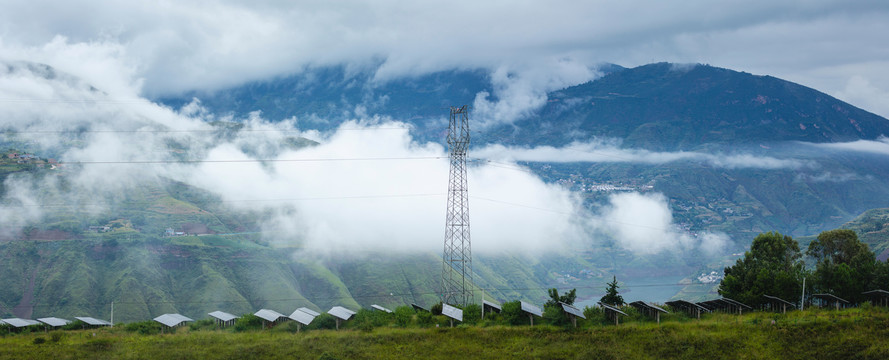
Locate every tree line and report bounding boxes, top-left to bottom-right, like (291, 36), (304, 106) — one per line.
(718, 229), (889, 306)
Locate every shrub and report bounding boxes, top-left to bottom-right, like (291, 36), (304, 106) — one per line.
(50, 332), (64, 343)
(500, 301), (529, 326)
(431, 302), (443, 315)
(233, 314), (263, 332)
(462, 304), (481, 325)
(307, 313), (337, 330)
(393, 306), (414, 327)
(33, 337), (46, 345)
(189, 318), (215, 331)
(124, 320), (163, 335)
(416, 311), (434, 327)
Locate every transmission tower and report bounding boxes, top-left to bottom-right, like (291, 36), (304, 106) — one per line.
(441, 105), (473, 306)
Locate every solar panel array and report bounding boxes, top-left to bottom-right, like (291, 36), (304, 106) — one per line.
(1, 318), (40, 328)
(254, 309), (286, 323)
(520, 301), (543, 317)
(38, 317), (71, 327)
(289, 309), (316, 326)
(297, 307), (320, 316)
(208, 311), (239, 323)
(442, 304), (463, 322)
(328, 306), (357, 321)
(371, 304), (393, 313)
(153, 314), (194, 328)
(483, 300), (502, 313)
(75, 317), (112, 326)
(598, 302), (628, 316)
(560, 302), (585, 319)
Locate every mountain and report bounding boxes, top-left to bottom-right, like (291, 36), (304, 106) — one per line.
(505, 63), (889, 150)
(4, 61), (889, 321)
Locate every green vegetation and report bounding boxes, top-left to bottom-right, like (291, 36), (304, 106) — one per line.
(807, 229), (879, 303)
(601, 276), (625, 306)
(719, 232), (806, 306)
(3, 307), (889, 359)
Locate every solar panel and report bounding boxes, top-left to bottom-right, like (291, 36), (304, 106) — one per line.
(483, 300), (502, 313)
(75, 317), (112, 326)
(721, 297), (752, 309)
(154, 314), (194, 328)
(371, 304), (393, 313)
(442, 304), (463, 322)
(560, 302), (586, 319)
(297, 307), (321, 317)
(598, 302), (628, 316)
(37, 317), (71, 327)
(1, 318), (40, 328)
(254, 309), (286, 323)
(289, 309), (316, 325)
(763, 295), (796, 307)
(208, 311), (239, 322)
(520, 301), (543, 317)
(630, 301), (669, 314)
(328, 306), (357, 321)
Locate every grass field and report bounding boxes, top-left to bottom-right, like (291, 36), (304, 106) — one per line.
(2, 307), (888, 359)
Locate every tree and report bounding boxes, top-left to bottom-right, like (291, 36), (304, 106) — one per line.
(718, 231), (806, 307)
(871, 260), (889, 291)
(600, 276), (624, 306)
(544, 288), (577, 326)
(545, 288), (577, 308)
(807, 229), (876, 303)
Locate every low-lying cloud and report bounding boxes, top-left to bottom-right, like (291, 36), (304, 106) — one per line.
(809, 137), (889, 155)
(0, 60), (727, 259)
(593, 192), (728, 256)
(472, 141), (814, 169)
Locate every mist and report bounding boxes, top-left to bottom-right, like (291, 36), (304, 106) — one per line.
(0, 60), (725, 258)
(472, 141), (815, 169)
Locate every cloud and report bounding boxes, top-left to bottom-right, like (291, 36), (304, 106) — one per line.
(1, 0), (888, 120)
(808, 137), (889, 155)
(0, 59), (730, 259)
(593, 192), (728, 256)
(472, 141), (814, 169)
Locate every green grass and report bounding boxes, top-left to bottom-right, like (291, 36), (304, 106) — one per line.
(3, 307), (889, 359)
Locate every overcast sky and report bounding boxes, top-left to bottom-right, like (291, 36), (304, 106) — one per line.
(1, 0), (888, 118)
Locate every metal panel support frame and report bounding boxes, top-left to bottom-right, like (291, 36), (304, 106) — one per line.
(441, 105), (473, 306)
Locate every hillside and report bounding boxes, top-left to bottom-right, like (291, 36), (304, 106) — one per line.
(505, 63), (889, 150)
(838, 208), (889, 261)
(4, 61), (889, 321)
(2, 308), (889, 359)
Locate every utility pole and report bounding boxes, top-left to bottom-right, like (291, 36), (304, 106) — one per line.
(110, 301), (114, 328)
(441, 105), (473, 306)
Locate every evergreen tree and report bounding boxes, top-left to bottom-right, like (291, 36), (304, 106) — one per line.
(600, 276), (624, 306)
(545, 288), (577, 308)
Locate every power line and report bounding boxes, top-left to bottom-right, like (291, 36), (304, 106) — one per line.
(56, 156), (446, 165)
(1, 127), (412, 135)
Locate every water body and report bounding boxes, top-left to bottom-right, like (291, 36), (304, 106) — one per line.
(575, 275), (687, 309)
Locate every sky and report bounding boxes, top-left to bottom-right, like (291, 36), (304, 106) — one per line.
(0, 0), (887, 118)
(0, 1), (887, 259)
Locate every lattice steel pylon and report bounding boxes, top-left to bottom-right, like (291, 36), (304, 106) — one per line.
(441, 105), (473, 306)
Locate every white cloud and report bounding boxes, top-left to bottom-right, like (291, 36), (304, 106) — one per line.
(472, 141), (814, 169)
(594, 192), (728, 256)
(0, 0), (887, 119)
(809, 137), (889, 155)
(0, 59), (730, 258)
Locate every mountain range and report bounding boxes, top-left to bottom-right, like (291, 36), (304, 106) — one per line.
(2, 61), (888, 322)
